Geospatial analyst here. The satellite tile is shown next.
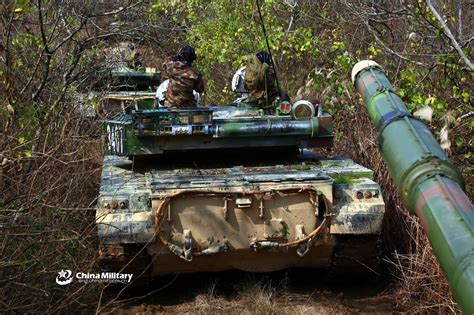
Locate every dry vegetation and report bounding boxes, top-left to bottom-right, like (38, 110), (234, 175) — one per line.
(1, 0), (472, 313)
(111, 271), (396, 314)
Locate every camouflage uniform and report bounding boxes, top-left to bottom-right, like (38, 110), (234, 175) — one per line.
(162, 57), (204, 108)
(242, 54), (289, 111)
(105, 42), (140, 70)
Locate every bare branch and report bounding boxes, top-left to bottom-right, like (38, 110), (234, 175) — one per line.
(425, 0), (474, 71)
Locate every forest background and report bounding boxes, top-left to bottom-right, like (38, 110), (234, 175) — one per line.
(0, 0), (472, 313)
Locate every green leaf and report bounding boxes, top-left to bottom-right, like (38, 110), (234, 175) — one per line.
(461, 91), (470, 103)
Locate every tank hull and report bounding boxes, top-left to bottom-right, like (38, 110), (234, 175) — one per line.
(96, 153), (385, 276)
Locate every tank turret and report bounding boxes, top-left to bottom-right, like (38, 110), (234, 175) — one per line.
(352, 60), (474, 314)
(99, 68), (161, 115)
(103, 103), (333, 156)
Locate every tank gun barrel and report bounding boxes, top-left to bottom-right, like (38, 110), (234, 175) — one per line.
(352, 60), (474, 314)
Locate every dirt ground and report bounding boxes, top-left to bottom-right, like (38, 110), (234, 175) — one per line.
(104, 269), (405, 314)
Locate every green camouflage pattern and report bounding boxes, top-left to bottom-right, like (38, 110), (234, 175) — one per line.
(352, 60), (474, 314)
(102, 107), (334, 156)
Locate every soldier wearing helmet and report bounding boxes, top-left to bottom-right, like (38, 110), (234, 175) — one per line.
(162, 45), (204, 108)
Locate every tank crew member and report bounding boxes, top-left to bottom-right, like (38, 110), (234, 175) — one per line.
(242, 51), (290, 112)
(162, 45), (204, 108)
(106, 42), (141, 70)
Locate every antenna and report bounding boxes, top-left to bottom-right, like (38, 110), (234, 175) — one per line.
(255, 0), (282, 99)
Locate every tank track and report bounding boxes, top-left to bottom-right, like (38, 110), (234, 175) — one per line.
(327, 235), (383, 282)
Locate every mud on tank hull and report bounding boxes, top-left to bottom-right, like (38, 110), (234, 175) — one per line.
(96, 154), (385, 277)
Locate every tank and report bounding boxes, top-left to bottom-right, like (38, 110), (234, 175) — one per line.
(96, 70), (386, 281)
(352, 60), (474, 314)
(98, 67), (160, 116)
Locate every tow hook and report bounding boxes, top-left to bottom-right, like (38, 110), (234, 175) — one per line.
(183, 229), (193, 261)
(295, 225), (310, 257)
(295, 224), (321, 257)
(296, 236), (318, 257)
(167, 229), (193, 262)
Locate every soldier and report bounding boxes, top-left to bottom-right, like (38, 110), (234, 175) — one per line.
(242, 51), (290, 112)
(162, 45), (204, 108)
(105, 42), (141, 70)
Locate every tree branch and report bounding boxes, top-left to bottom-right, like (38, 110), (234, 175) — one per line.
(425, 0), (474, 71)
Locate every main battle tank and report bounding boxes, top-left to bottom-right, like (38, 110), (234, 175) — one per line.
(96, 68), (386, 280)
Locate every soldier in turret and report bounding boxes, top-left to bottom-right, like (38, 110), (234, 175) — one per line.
(161, 45), (204, 108)
(242, 51), (290, 112)
(105, 42), (141, 70)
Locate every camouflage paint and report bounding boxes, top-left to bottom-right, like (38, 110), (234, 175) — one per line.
(96, 154), (386, 274)
(353, 61), (474, 314)
(103, 110), (334, 156)
(331, 177), (385, 234)
(215, 118), (320, 137)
